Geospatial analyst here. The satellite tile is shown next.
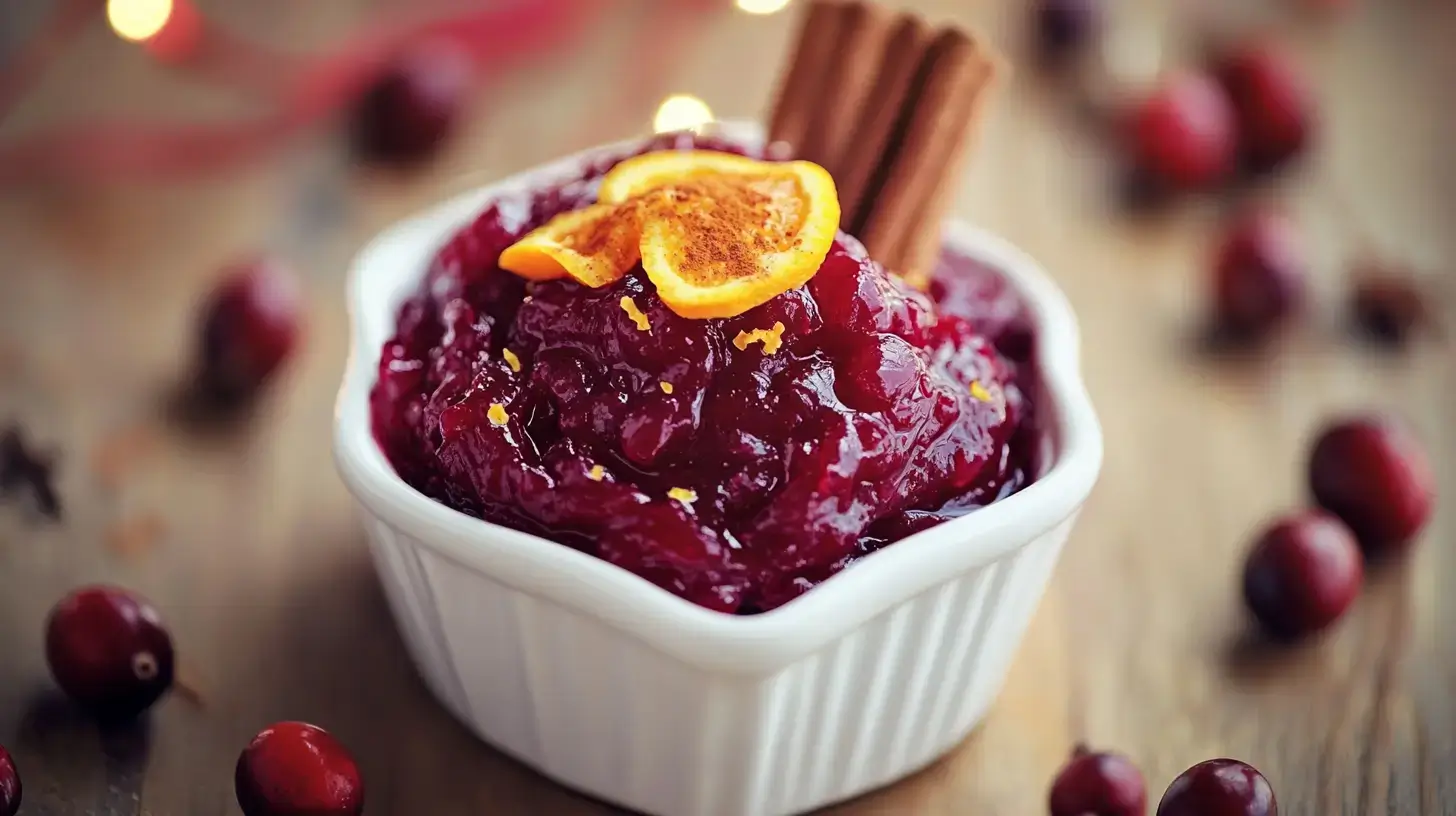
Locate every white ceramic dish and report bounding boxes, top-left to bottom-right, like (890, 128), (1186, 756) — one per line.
(333, 124), (1102, 816)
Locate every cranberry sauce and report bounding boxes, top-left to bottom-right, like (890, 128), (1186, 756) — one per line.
(370, 133), (1040, 613)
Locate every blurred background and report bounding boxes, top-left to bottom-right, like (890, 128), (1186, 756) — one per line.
(0, 0), (1451, 813)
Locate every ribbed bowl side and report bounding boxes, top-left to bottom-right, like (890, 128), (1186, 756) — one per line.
(358, 507), (1076, 816)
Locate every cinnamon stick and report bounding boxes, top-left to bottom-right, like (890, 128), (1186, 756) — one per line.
(887, 42), (1002, 286)
(834, 14), (934, 229)
(794, 1), (895, 176)
(767, 0), (849, 154)
(765, 2), (1001, 289)
(858, 29), (995, 274)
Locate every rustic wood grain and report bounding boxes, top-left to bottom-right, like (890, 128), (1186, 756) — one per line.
(1, 1), (1452, 814)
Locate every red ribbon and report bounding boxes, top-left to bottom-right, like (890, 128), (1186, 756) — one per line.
(0, 0), (604, 183)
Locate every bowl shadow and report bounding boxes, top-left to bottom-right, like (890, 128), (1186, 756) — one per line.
(236, 526), (620, 815)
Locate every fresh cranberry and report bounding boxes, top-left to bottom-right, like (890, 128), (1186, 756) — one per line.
(1157, 759), (1277, 816)
(235, 722), (364, 816)
(370, 133), (1038, 613)
(1308, 416), (1434, 554)
(1034, 0), (1101, 61)
(1049, 744), (1146, 816)
(1210, 210), (1306, 340)
(1214, 42), (1315, 174)
(1351, 271), (1428, 345)
(45, 585), (175, 721)
(351, 42), (472, 165)
(0, 745), (18, 816)
(197, 258), (303, 400)
(1128, 71), (1237, 191)
(1242, 511), (1363, 639)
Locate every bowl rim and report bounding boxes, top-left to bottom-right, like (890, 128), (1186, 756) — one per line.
(333, 122), (1103, 674)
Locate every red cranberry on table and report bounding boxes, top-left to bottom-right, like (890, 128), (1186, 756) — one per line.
(1214, 41), (1315, 174)
(1308, 416), (1434, 554)
(1351, 271), (1429, 346)
(0, 744), (19, 816)
(1049, 744), (1146, 816)
(1034, 0), (1102, 62)
(1127, 71), (1237, 192)
(1157, 758), (1277, 816)
(1242, 511), (1363, 640)
(235, 722), (364, 816)
(45, 585), (175, 721)
(351, 42), (472, 166)
(1210, 209), (1306, 340)
(196, 259), (303, 401)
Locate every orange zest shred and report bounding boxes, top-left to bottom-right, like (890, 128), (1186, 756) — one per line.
(659, 381), (674, 394)
(496, 150), (840, 320)
(620, 296), (651, 332)
(587, 464), (606, 481)
(487, 403), (509, 426)
(667, 486), (697, 504)
(969, 380), (993, 402)
(503, 348), (522, 373)
(732, 321), (786, 355)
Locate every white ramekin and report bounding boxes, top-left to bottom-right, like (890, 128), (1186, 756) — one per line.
(333, 124), (1102, 816)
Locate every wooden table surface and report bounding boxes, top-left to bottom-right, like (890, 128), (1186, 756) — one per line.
(1, 1), (1452, 813)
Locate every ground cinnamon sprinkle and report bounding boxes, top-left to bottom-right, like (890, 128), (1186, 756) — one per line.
(642, 176), (808, 287)
(564, 200), (643, 268)
(538, 200), (644, 286)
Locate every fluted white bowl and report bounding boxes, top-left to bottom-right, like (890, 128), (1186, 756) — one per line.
(333, 123), (1102, 816)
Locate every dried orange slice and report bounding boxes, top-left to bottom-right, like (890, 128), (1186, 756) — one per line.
(596, 151), (780, 203)
(497, 150), (840, 319)
(497, 201), (642, 287)
(602, 152), (840, 319)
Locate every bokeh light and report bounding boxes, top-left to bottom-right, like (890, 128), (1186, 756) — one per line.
(736, 0), (793, 14)
(653, 94), (714, 134)
(107, 0), (174, 42)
